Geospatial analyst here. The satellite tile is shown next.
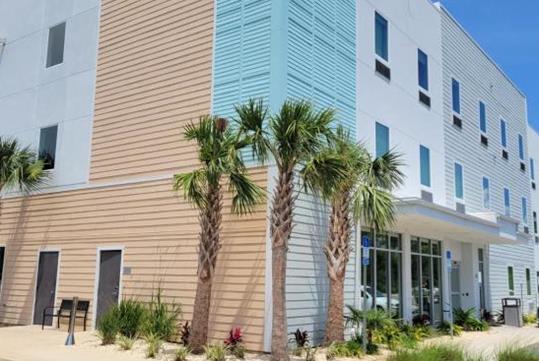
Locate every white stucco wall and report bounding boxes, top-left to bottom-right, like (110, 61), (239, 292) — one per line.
(357, 0), (446, 205)
(0, 0), (100, 190)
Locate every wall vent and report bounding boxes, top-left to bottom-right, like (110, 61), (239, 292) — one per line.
(520, 162), (526, 172)
(421, 191), (433, 203)
(456, 202), (466, 214)
(502, 150), (509, 160)
(480, 135), (488, 146)
(375, 60), (391, 80)
(453, 115), (462, 128)
(419, 91), (431, 107)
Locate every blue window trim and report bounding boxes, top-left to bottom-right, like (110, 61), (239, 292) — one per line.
(419, 145), (431, 187)
(452, 79), (460, 114)
(518, 134), (525, 160)
(375, 122), (389, 157)
(482, 177), (490, 209)
(375, 12), (389, 61)
(500, 120), (507, 148)
(479, 101), (487, 133)
(418, 49), (429, 91)
(522, 197), (528, 224)
(454, 163), (464, 200)
(504, 188), (511, 216)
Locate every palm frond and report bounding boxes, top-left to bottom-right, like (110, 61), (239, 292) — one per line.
(173, 169), (208, 209)
(366, 149), (405, 191)
(229, 171), (266, 215)
(0, 137), (47, 195)
(353, 184), (396, 231)
(300, 149), (347, 199)
(234, 98), (270, 164)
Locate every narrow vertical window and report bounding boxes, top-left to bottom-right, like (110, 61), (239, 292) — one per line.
(526, 268), (532, 295)
(0, 247), (4, 294)
(500, 120), (507, 148)
(46, 22), (66, 68)
(454, 163), (463, 200)
(482, 177), (490, 209)
(531, 158), (535, 180)
(522, 197), (528, 224)
(419, 145), (431, 187)
(452, 79), (460, 114)
(39, 125), (58, 170)
(518, 134), (525, 160)
(479, 101), (487, 133)
(375, 122), (389, 157)
(534, 211), (538, 234)
(504, 188), (511, 216)
(418, 49), (429, 91)
(508, 266), (514, 296)
(375, 12), (388, 61)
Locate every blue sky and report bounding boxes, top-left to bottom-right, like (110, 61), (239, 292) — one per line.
(439, 0), (539, 131)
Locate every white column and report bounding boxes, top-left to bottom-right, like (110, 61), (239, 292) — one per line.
(442, 243), (453, 323)
(402, 234), (413, 322)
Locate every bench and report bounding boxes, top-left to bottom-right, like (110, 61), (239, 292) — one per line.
(42, 299), (90, 331)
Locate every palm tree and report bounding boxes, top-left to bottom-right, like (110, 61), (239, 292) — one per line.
(302, 127), (404, 343)
(0, 137), (47, 201)
(173, 116), (265, 353)
(235, 99), (343, 361)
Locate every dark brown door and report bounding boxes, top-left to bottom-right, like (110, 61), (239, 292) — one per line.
(33, 251), (59, 325)
(96, 250), (122, 324)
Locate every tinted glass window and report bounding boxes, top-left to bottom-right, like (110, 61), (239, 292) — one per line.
(375, 12), (389, 61)
(375, 122), (389, 157)
(418, 49), (429, 91)
(420, 145), (430, 187)
(39, 125), (58, 170)
(479, 101), (487, 133)
(482, 177), (490, 209)
(518, 134), (525, 160)
(452, 79), (460, 114)
(454, 163), (463, 199)
(500, 120), (507, 147)
(46, 22), (66, 67)
(504, 188), (511, 216)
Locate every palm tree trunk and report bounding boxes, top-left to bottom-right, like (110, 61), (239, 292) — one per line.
(189, 184), (222, 353)
(324, 195), (352, 343)
(271, 167), (294, 361)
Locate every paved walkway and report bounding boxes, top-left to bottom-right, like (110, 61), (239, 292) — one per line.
(429, 325), (539, 360)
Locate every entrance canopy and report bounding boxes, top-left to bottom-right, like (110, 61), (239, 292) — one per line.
(394, 198), (523, 245)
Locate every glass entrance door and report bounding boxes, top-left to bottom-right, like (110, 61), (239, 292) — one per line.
(411, 237), (443, 324)
(451, 262), (461, 310)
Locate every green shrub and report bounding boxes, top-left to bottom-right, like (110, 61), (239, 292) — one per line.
(117, 299), (147, 338)
(117, 335), (136, 350)
(523, 313), (538, 325)
(204, 344), (228, 361)
(389, 345), (479, 361)
(145, 333), (163, 359)
(497, 346), (539, 361)
(175, 346), (191, 361)
(345, 305), (395, 351)
(454, 308), (489, 332)
(97, 306), (120, 345)
(142, 289), (182, 341)
(437, 321), (464, 336)
(326, 340), (363, 360)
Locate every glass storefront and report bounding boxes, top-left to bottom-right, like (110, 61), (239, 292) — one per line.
(411, 237), (443, 324)
(361, 230), (403, 317)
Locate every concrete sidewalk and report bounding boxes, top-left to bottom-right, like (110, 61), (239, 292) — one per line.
(430, 325), (539, 360)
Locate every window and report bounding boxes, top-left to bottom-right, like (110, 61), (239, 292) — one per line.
(0, 247), (4, 295)
(534, 211), (538, 234)
(526, 268), (532, 295)
(508, 266), (514, 296)
(375, 12), (389, 61)
(454, 163), (463, 200)
(482, 177), (490, 209)
(479, 101), (487, 133)
(504, 188), (511, 216)
(500, 120), (507, 148)
(418, 49), (429, 91)
(39, 125), (58, 170)
(518, 134), (525, 160)
(531, 158), (536, 180)
(522, 197), (528, 224)
(452, 79), (460, 114)
(419, 145), (431, 187)
(411, 237), (443, 324)
(46, 22), (66, 68)
(375, 122), (389, 157)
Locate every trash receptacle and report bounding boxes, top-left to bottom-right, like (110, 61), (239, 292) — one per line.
(502, 298), (523, 327)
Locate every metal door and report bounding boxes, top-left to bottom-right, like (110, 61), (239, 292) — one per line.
(96, 250), (122, 324)
(33, 251), (59, 325)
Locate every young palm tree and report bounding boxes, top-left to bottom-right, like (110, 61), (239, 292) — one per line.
(302, 127), (404, 343)
(235, 99), (343, 361)
(173, 116), (265, 353)
(0, 137), (46, 200)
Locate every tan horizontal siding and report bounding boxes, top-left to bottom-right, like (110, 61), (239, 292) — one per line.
(90, 0), (214, 182)
(0, 168), (268, 351)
